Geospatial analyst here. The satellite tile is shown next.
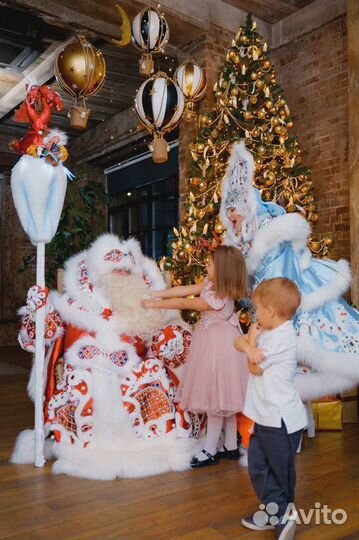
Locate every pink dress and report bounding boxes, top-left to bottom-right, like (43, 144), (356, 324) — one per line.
(177, 278), (249, 417)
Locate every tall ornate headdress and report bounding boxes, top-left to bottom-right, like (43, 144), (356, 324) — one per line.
(220, 141), (258, 247)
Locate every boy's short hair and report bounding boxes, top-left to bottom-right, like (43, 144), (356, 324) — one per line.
(253, 277), (301, 320)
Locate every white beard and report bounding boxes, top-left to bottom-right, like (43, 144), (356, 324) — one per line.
(99, 273), (169, 337)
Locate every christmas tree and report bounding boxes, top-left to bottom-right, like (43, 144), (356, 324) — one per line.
(162, 14), (331, 293)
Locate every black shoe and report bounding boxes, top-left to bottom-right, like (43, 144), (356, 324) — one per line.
(241, 515), (275, 531)
(218, 446), (240, 460)
(190, 449), (219, 468)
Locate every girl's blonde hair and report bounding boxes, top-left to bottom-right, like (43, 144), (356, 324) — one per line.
(212, 245), (248, 299)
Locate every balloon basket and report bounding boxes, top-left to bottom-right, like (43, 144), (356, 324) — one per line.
(139, 53), (154, 77)
(70, 106), (91, 130)
(183, 103), (197, 123)
(150, 134), (169, 164)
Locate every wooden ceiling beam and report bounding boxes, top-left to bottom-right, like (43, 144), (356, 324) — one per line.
(0, 41), (65, 119)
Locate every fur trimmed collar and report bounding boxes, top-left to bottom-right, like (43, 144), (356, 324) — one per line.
(246, 213), (311, 274)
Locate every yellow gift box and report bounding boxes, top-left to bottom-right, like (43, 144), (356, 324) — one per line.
(312, 397), (343, 431)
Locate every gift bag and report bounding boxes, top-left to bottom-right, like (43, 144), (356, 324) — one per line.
(312, 397), (343, 431)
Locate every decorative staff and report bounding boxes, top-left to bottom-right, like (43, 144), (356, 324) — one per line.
(10, 84), (71, 466)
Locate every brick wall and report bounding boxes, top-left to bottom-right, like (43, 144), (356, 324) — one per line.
(0, 171), (35, 345)
(271, 15), (349, 261)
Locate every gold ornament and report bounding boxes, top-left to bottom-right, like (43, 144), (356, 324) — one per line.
(214, 222), (224, 234)
(287, 120), (294, 129)
(196, 143), (205, 153)
(278, 98), (286, 107)
(310, 213), (319, 222)
(55, 35), (106, 129)
(256, 80), (264, 90)
(175, 278), (183, 286)
(257, 108), (266, 119)
(250, 95), (258, 104)
(239, 310), (251, 326)
(234, 55), (241, 64)
(177, 250), (187, 261)
(190, 177), (201, 186)
(250, 72), (258, 81)
(265, 100), (273, 109)
(211, 129), (219, 139)
(287, 197), (296, 212)
(243, 111), (252, 120)
(257, 146), (266, 155)
(325, 238), (333, 247)
(262, 60), (271, 70)
(198, 209), (206, 219)
(111, 5), (132, 47)
(231, 87), (239, 96)
(310, 240), (322, 252)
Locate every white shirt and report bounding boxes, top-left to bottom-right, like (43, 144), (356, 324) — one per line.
(243, 321), (308, 433)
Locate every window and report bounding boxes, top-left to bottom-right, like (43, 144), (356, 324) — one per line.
(107, 146), (179, 259)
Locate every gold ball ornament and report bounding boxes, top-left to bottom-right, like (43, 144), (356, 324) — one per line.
(265, 100), (273, 109)
(267, 171), (276, 183)
(252, 128), (260, 138)
(239, 311), (251, 326)
(198, 209), (206, 219)
(250, 95), (258, 104)
(243, 111), (252, 120)
(221, 80), (228, 89)
(257, 70), (263, 78)
(278, 98), (286, 107)
(257, 108), (266, 119)
(234, 55), (241, 64)
(262, 60), (271, 70)
(231, 87), (239, 96)
(250, 72), (258, 81)
(274, 125), (282, 134)
(310, 213), (319, 222)
(176, 250), (187, 261)
(287, 120), (294, 129)
(186, 216), (194, 226)
(228, 49), (236, 60)
(184, 243), (192, 252)
(310, 240), (322, 252)
(214, 222), (224, 234)
(211, 129), (219, 139)
(196, 143), (205, 153)
(256, 80), (264, 90)
(190, 177), (201, 186)
(258, 146), (266, 155)
(55, 35), (106, 99)
(325, 238), (333, 247)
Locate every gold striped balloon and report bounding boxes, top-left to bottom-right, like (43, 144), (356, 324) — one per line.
(174, 60), (207, 121)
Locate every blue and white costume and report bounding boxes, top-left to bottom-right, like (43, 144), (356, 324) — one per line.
(220, 141), (359, 401)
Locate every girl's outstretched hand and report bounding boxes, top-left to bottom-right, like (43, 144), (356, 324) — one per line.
(141, 299), (154, 309)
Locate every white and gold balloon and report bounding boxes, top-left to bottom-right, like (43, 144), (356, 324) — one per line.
(174, 60), (207, 122)
(135, 71), (184, 163)
(131, 6), (169, 76)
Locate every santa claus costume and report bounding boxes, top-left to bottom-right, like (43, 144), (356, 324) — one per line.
(12, 234), (199, 480)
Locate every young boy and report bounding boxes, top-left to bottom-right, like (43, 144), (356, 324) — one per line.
(235, 277), (308, 540)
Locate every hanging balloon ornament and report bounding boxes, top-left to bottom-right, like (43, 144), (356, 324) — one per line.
(135, 71), (184, 163)
(174, 60), (207, 122)
(131, 6), (169, 77)
(55, 35), (106, 130)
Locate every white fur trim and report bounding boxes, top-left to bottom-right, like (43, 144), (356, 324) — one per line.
(87, 234), (143, 285)
(10, 429), (54, 464)
(300, 259), (352, 312)
(295, 335), (359, 401)
(142, 256), (166, 290)
(52, 435), (199, 480)
(246, 213), (311, 274)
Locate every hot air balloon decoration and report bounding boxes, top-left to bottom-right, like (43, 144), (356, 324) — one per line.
(131, 6), (169, 76)
(174, 60), (207, 122)
(135, 71), (184, 163)
(55, 35), (106, 130)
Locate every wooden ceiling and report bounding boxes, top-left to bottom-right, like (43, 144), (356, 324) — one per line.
(0, 4), (177, 143)
(223, 0), (317, 24)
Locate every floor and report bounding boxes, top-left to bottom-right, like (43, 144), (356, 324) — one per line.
(0, 347), (358, 540)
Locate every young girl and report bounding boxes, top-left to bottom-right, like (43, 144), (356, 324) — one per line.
(142, 245), (249, 468)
